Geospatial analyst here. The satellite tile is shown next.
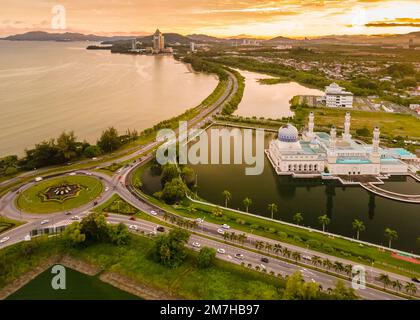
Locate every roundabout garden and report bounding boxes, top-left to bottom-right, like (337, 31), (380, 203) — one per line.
(16, 175), (104, 214)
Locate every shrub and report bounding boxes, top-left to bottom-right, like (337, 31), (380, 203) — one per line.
(277, 232), (288, 240)
(306, 239), (321, 249)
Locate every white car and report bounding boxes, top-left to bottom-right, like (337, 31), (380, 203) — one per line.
(68, 172), (76, 176)
(129, 225), (139, 231)
(86, 172), (93, 176)
(40, 220), (50, 225)
(0, 237), (10, 244)
(150, 210), (158, 216)
(234, 253), (244, 260)
(217, 248), (226, 254)
(195, 218), (204, 224)
(71, 216), (81, 221)
(192, 242), (201, 248)
(23, 235), (31, 241)
(221, 224), (231, 230)
(217, 228), (225, 235)
(105, 187), (110, 192)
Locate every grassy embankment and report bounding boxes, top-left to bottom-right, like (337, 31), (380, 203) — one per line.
(0, 235), (298, 300)
(0, 217), (23, 235)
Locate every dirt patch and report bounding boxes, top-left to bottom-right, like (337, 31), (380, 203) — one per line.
(100, 272), (184, 300)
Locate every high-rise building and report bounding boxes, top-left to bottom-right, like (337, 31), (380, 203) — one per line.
(153, 29), (165, 52)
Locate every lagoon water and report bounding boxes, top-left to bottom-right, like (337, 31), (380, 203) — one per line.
(141, 129), (420, 253)
(234, 70), (323, 119)
(0, 41), (218, 156)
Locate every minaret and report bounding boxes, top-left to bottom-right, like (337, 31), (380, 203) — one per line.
(327, 126), (338, 165)
(330, 126), (337, 152)
(371, 127), (381, 164)
(342, 112), (352, 142)
(307, 112), (315, 140)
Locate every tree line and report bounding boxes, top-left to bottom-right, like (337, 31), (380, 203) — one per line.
(0, 127), (138, 175)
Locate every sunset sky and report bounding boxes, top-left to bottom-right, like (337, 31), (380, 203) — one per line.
(0, 0), (419, 38)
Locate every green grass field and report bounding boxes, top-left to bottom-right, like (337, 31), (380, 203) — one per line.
(294, 107), (420, 139)
(0, 217), (22, 235)
(16, 175), (103, 214)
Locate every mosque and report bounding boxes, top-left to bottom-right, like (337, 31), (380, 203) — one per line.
(266, 112), (416, 177)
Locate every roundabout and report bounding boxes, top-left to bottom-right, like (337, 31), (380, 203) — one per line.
(15, 175), (104, 214)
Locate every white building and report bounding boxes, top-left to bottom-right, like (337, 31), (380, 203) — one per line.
(266, 112), (413, 176)
(324, 83), (354, 108)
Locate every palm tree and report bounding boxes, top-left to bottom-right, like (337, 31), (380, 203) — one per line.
(404, 282), (417, 296)
(282, 248), (292, 258)
(344, 264), (353, 277)
(384, 228), (398, 249)
(238, 233), (247, 244)
(163, 212), (170, 221)
(293, 213), (304, 226)
(243, 197), (252, 213)
(377, 274), (391, 289)
(255, 241), (264, 250)
(273, 244), (282, 255)
(312, 256), (322, 267)
(323, 259), (333, 270)
(255, 265), (260, 271)
(292, 251), (301, 262)
(267, 203), (278, 219)
(392, 280), (402, 292)
(222, 190), (232, 208)
(333, 261), (344, 274)
(352, 219), (366, 240)
(265, 242), (273, 252)
(318, 214), (331, 232)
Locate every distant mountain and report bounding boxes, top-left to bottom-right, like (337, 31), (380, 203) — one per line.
(137, 33), (193, 45)
(266, 36), (301, 44)
(187, 34), (225, 43)
(0, 31), (141, 42)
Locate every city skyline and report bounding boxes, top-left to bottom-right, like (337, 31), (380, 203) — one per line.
(0, 0), (419, 38)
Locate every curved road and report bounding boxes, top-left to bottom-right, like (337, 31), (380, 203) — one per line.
(0, 71), (417, 300)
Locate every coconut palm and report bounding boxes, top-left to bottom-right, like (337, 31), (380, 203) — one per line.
(377, 274), (391, 289)
(404, 282), (417, 296)
(333, 261), (344, 273)
(392, 280), (403, 292)
(243, 197), (252, 213)
(352, 219), (366, 240)
(273, 244), (282, 254)
(318, 214), (331, 232)
(267, 203), (278, 219)
(344, 264), (353, 277)
(312, 256), (322, 267)
(255, 241), (264, 250)
(384, 228), (398, 249)
(293, 212), (304, 226)
(222, 190), (232, 208)
(282, 248), (292, 258)
(265, 242), (273, 252)
(238, 233), (247, 244)
(323, 259), (333, 270)
(292, 251), (301, 262)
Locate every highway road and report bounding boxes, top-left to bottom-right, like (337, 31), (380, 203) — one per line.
(0, 70), (417, 300)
